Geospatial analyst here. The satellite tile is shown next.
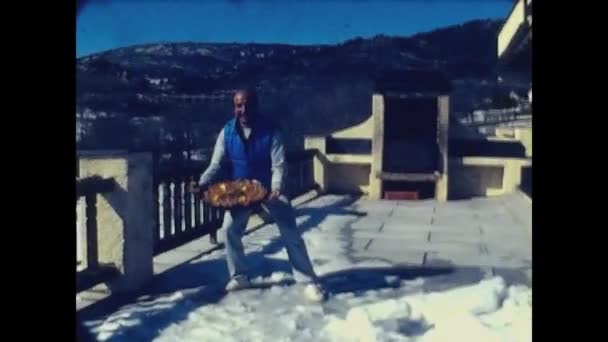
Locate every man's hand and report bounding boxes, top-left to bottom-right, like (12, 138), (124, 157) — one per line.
(189, 182), (209, 202)
(200, 184), (210, 202)
(268, 189), (281, 200)
(188, 181), (200, 193)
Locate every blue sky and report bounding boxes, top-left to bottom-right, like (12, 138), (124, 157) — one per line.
(76, 0), (512, 58)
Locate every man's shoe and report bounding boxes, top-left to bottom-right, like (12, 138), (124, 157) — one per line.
(225, 275), (251, 292)
(304, 283), (326, 302)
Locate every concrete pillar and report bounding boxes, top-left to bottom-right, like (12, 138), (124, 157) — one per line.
(502, 160), (524, 193)
(304, 136), (327, 193)
(78, 151), (154, 294)
(515, 128), (532, 157)
(436, 95), (450, 202)
(76, 197), (86, 265)
(369, 94), (385, 200)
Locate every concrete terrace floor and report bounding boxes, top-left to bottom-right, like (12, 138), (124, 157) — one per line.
(347, 193), (532, 285)
(77, 190), (532, 312)
(155, 191), (531, 283)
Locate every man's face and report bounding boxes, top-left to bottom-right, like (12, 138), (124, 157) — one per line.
(233, 92), (255, 126)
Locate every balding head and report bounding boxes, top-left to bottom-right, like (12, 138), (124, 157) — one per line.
(233, 88), (258, 127)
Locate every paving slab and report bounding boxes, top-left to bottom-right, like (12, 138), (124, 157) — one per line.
(353, 249), (426, 266)
(349, 217), (385, 231)
(385, 215), (433, 227)
(352, 230), (428, 242)
(428, 230), (484, 244)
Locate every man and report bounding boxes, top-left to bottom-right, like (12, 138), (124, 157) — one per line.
(198, 89), (325, 302)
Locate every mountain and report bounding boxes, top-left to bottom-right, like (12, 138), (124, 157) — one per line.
(76, 19), (526, 153)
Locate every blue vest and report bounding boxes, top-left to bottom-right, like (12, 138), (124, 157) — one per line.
(223, 118), (274, 190)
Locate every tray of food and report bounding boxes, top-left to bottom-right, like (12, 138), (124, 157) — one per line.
(192, 179), (268, 208)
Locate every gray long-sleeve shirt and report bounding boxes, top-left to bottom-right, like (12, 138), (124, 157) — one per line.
(198, 126), (286, 192)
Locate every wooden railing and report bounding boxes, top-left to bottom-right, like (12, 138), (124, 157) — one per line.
(76, 176), (120, 293)
(75, 149), (318, 274)
(152, 149), (317, 255)
(153, 162), (225, 255)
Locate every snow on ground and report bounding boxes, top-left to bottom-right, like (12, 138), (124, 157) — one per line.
(84, 195), (531, 342)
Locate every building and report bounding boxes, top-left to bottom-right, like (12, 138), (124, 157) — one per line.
(497, 0), (532, 99)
